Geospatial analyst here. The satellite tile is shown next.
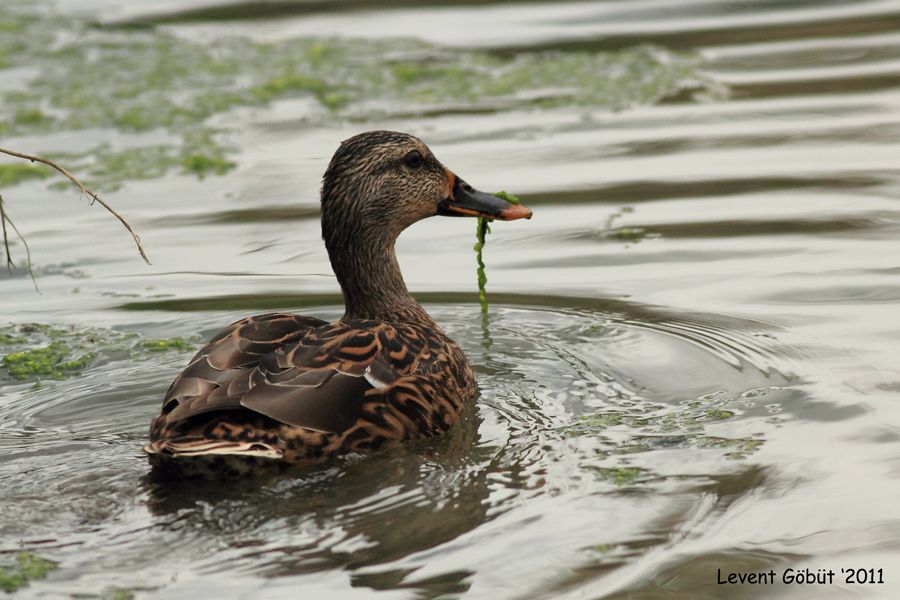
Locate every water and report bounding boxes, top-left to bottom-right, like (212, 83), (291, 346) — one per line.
(1, 0), (899, 598)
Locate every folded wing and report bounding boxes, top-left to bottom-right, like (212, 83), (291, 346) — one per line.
(155, 314), (428, 435)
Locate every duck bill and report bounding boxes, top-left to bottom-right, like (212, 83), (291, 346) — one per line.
(438, 176), (533, 221)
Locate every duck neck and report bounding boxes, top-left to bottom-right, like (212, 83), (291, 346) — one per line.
(324, 220), (432, 324)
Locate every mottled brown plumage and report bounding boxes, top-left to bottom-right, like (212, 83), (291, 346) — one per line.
(145, 130), (531, 477)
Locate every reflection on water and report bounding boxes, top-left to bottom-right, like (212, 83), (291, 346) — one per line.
(2, 0), (900, 598)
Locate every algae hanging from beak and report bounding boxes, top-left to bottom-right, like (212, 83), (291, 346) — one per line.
(475, 191), (522, 314)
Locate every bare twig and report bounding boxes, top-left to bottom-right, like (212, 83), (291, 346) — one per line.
(0, 194), (39, 292)
(0, 146), (151, 264)
(0, 194), (13, 271)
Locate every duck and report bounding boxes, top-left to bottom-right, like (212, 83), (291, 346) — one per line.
(144, 130), (532, 477)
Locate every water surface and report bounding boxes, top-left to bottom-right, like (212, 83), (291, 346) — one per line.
(1, 0), (899, 598)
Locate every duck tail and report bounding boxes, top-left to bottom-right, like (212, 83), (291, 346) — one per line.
(144, 437), (283, 459)
(144, 438), (284, 478)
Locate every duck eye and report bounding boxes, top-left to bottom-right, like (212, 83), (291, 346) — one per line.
(404, 150), (423, 169)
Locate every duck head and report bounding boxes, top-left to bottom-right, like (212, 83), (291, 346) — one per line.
(320, 130), (531, 320)
(322, 130), (531, 239)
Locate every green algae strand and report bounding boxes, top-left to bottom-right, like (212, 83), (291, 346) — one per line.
(0, 552), (57, 593)
(475, 191), (521, 312)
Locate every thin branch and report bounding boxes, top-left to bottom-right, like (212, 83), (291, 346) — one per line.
(7, 211), (38, 293)
(0, 195), (39, 293)
(0, 146), (151, 264)
(0, 194), (13, 271)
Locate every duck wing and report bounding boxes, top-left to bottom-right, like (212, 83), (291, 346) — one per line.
(156, 315), (429, 435)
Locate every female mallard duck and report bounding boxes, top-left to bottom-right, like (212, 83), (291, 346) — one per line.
(145, 130), (531, 476)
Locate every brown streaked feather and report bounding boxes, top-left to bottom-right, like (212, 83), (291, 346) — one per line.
(160, 313), (325, 422)
(239, 371), (370, 432)
(148, 311), (474, 465)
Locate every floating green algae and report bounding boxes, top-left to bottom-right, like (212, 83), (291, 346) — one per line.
(0, 163), (52, 188)
(0, 323), (198, 382)
(696, 435), (763, 459)
(705, 407), (736, 421)
(3, 342), (95, 380)
(585, 543), (613, 554)
(603, 206), (659, 243)
(586, 466), (647, 486)
(567, 403), (740, 436)
(104, 588), (136, 600)
(13, 108), (52, 127)
(0, 332), (24, 345)
(181, 152), (235, 178)
(250, 73), (328, 102)
(0, 5), (716, 190)
(141, 337), (193, 352)
(607, 226), (653, 242)
(561, 391), (763, 473)
(0, 552), (57, 593)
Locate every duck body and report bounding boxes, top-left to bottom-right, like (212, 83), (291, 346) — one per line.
(145, 130), (530, 477)
(147, 311), (474, 476)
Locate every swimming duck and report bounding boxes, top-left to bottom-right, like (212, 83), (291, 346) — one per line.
(145, 130), (531, 476)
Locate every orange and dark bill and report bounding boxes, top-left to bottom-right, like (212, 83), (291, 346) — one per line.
(438, 176), (533, 221)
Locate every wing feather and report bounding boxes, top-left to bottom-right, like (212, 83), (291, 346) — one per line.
(159, 314), (324, 422)
(154, 315), (432, 436)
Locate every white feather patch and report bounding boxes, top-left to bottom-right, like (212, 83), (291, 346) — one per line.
(143, 441), (283, 459)
(364, 365), (389, 390)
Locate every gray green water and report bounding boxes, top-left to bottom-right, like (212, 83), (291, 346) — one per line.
(1, 0), (900, 598)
